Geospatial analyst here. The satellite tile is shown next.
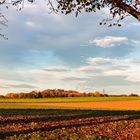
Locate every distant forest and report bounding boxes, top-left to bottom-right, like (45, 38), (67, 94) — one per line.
(0, 89), (139, 98)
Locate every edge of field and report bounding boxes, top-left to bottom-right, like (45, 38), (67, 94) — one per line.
(0, 96), (140, 103)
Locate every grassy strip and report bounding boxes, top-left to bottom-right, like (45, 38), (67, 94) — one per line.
(0, 103), (67, 109)
(0, 96), (140, 103)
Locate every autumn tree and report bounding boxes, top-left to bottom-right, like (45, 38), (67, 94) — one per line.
(0, 0), (140, 38)
(5, 93), (18, 98)
(0, 0), (140, 25)
(56, 0), (140, 22)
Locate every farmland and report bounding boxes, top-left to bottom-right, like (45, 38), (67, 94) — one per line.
(0, 100), (140, 110)
(0, 96), (140, 103)
(0, 96), (140, 110)
(0, 109), (140, 140)
(0, 97), (140, 139)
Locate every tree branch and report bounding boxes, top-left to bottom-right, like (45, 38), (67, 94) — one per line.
(108, 0), (140, 20)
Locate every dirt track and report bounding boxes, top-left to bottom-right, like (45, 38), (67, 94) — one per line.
(45, 100), (140, 110)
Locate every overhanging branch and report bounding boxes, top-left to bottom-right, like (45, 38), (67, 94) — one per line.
(108, 0), (140, 20)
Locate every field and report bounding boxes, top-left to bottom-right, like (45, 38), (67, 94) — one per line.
(0, 96), (140, 103)
(0, 97), (140, 140)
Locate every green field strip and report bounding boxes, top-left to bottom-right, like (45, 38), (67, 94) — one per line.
(0, 96), (140, 103)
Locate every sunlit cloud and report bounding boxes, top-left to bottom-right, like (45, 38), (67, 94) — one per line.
(89, 36), (128, 48)
(86, 57), (118, 65)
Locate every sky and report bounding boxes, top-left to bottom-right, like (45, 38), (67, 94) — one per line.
(0, 0), (140, 95)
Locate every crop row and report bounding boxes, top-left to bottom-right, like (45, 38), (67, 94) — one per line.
(0, 109), (140, 140)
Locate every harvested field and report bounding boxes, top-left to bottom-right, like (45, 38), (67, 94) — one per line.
(1, 100), (140, 110)
(43, 100), (140, 110)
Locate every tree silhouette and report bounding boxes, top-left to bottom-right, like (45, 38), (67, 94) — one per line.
(56, 0), (140, 26)
(0, 0), (140, 38)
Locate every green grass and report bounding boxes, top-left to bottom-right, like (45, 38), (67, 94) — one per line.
(0, 96), (140, 103)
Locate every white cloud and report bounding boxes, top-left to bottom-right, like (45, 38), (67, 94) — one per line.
(126, 69), (140, 82)
(131, 40), (140, 47)
(78, 65), (96, 71)
(0, 66), (92, 94)
(103, 60), (140, 82)
(82, 56), (140, 83)
(86, 57), (118, 65)
(104, 68), (140, 82)
(131, 40), (139, 44)
(104, 70), (125, 76)
(129, 59), (140, 64)
(26, 21), (36, 28)
(89, 36), (128, 48)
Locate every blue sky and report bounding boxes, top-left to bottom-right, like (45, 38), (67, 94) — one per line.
(0, 1), (140, 95)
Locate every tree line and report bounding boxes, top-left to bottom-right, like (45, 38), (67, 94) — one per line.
(0, 89), (139, 98)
